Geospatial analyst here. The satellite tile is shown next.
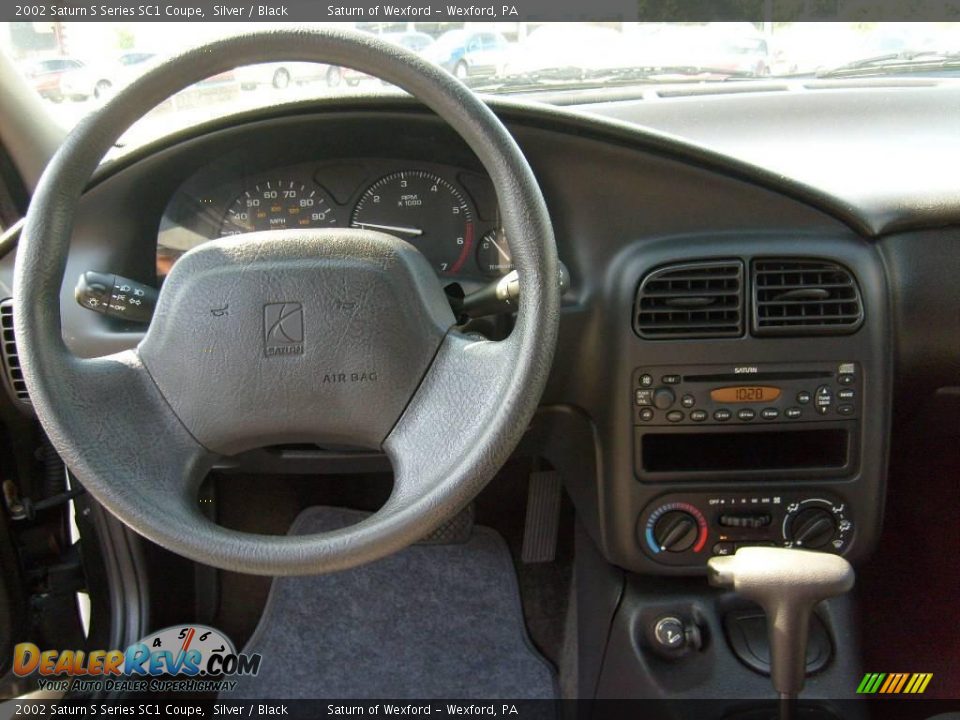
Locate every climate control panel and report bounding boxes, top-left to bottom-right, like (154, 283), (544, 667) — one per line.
(638, 491), (853, 567)
(632, 362), (860, 426)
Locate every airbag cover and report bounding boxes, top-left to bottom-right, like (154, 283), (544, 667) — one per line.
(138, 229), (454, 454)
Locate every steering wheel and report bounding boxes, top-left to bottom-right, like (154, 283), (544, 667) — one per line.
(13, 29), (560, 576)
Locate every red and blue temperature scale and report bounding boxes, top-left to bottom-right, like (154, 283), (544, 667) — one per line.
(644, 501), (709, 554)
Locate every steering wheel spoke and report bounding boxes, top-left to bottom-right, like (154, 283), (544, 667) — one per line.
(47, 349), (212, 530)
(385, 331), (522, 507)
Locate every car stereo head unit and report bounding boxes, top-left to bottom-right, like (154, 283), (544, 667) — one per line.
(632, 362), (861, 482)
(632, 361), (859, 426)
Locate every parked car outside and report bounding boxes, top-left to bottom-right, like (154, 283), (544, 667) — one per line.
(21, 56), (85, 102)
(235, 61), (347, 90)
(421, 29), (510, 79)
(58, 51), (158, 101)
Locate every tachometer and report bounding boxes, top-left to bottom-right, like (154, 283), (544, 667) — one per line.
(220, 180), (337, 236)
(350, 170), (474, 275)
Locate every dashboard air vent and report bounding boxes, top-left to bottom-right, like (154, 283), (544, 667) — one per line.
(0, 300), (29, 404)
(634, 260), (744, 339)
(752, 259), (863, 336)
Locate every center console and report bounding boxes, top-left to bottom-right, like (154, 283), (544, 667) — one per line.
(574, 233), (892, 579)
(565, 233), (892, 702)
(633, 361), (860, 568)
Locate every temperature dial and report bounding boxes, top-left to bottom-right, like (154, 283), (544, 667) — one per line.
(653, 511), (699, 552)
(643, 502), (708, 555)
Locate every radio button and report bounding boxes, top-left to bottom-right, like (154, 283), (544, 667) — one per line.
(689, 409), (708, 422)
(815, 385), (833, 415)
(666, 410), (684, 423)
(662, 374), (681, 385)
(785, 407), (802, 419)
(837, 404), (855, 416)
(796, 391), (812, 405)
(713, 409), (732, 422)
(838, 374), (855, 386)
(760, 407), (779, 420)
(681, 394), (696, 408)
(638, 407), (655, 422)
(639, 373), (654, 387)
(837, 388), (855, 401)
(653, 387), (676, 410)
(635, 389), (653, 406)
(737, 408), (756, 421)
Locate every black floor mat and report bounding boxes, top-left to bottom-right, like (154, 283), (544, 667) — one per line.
(222, 506), (557, 699)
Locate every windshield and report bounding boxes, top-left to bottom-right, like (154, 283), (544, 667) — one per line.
(2, 21), (959, 140)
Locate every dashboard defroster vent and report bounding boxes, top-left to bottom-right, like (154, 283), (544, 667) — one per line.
(0, 300), (29, 404)
(634, 261), (744, 339)
(752, 259), (863, 336)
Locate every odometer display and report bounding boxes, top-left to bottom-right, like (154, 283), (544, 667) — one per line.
(710, 386), (782, 403)
(351, 170), (474, 275)
(220, 180), (336, 236)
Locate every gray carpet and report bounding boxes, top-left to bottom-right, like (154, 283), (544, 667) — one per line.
(223, 506), (557, 699)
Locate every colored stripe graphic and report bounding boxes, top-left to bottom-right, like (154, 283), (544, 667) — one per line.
(878, 674), (896, 693)
(857, 672), (932, 694)
(862, 673), (884, 694)
(891, 673), (909, 693)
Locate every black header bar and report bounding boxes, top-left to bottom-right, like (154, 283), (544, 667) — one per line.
(3, 0), (960, 22)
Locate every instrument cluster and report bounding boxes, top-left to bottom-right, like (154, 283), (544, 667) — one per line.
(157, 159), (513, 283)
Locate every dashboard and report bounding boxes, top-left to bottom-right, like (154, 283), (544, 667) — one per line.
(159, 158), (511, 283)
(3, 91), (959, 583)
(1, 72), (957, 702)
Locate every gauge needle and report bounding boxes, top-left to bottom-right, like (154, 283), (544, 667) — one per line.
(353, 222), (424, 237)
(489, 236), (511, 262)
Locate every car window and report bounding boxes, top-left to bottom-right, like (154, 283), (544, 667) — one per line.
(3, 21), (959, 145)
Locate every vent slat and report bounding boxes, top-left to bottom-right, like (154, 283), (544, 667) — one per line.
(635, 322), (741, 331)
(0, 300), (30, 403)
(639, 309), (740, 316)
(756, 314), (862, 322)
(756, 299), (858, 307)
(752, 259), (863, 337)
(643, 289), (741, 299)
(756, 282), (853, 290)
(634, 261), (744, 340)
(645, 273), (741, 283)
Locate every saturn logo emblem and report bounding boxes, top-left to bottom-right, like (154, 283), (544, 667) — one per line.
(263, 302), (304, 356)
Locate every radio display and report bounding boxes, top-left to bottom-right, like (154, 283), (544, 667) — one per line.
(710, 386), (782, 403)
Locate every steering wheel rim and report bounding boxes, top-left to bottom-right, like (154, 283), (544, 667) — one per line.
(13, 28), (560, 576)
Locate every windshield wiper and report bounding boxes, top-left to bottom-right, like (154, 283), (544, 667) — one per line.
(469, 64), (757, 93)
(817, 50), (960, 79)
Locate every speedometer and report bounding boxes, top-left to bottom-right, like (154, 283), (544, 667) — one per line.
(350, 170), (474, 275)
(220, 180), (337, 236)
